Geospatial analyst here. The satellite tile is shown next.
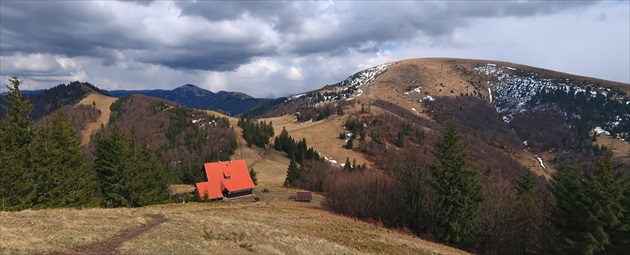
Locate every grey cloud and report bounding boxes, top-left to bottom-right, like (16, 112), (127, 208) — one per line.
(0, 1), (143, 64)
(176, 1), (596, 56)
(0, 0), (607, 84)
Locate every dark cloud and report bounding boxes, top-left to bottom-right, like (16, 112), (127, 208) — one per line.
(1, 1), (596, 71)
(1, 0), (624, 94)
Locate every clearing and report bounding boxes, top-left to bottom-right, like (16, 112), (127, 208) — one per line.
(76, 93), (118, 146)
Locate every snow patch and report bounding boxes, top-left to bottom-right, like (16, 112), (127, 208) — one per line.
(534, 155), (546, 169)
(422, 95), (435, 101)
(324, 156), (338, 164)
(411, 108), (419, 114)
(594, 127), (610, 135)
(488, 88), (493, 103)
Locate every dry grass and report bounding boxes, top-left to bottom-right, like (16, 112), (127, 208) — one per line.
(594, 134), (630, 163)
(76, 93), (118, 146)
(1, 201), (469, 255)
(265, 114), (372, 168)
(0, 208), (153, 254)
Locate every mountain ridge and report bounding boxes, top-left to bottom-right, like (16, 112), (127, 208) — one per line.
(105, 84), (267, 115)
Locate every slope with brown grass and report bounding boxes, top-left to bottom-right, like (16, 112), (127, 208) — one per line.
(0, 199), (469, 255)
(76, 93), (118, 146)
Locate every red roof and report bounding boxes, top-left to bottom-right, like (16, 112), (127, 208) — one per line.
(195, 160), (255, 200)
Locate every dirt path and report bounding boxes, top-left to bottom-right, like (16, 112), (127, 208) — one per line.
(77, 93), (118, 146)
(52, 214), (166, 255)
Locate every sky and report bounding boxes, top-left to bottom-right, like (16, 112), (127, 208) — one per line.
(1, 1), (629, 98)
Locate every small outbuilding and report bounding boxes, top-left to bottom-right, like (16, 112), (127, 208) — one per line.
(296, 191), (312, 202)
(195, 160), (256, 200)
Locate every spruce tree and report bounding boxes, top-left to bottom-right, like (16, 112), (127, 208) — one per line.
(30, 111), (101, 208)
(430, 119), (482, 247)
(284, 159), (300, 186)
(249, 168), (258, 185)
(396, 131), (405, 148)
(515, 169), (535, 196)
(94, 126), (168, 208)
(345, 137), (354, 149)
(552, 151), (628, 255)
(94, 125), (129, 207)
(0, 76), (35, 210)
(343, 157), (352, 172)
(126, 140), (169, 207)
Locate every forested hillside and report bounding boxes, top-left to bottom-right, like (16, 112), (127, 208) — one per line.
(92, 94), (237, 184)
(0, 81), (104, 120)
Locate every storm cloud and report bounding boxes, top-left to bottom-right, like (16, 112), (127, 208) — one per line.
(0, 1), (627, 96)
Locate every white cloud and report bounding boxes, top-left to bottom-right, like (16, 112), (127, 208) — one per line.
(286, 67), (304, 81)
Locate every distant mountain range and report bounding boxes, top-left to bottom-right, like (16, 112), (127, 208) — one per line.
(3, 83), (270, 116)
(105, 84), (270, 116)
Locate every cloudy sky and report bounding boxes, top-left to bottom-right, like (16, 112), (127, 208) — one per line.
(1, 1), (628, 98)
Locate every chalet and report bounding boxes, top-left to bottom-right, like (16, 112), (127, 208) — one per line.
(195, 160), (255, 200)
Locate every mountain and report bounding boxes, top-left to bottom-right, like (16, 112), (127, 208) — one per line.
(106, 84), (270, 115)
(3, 58), (629, 254)
(256, 58), (630, 177)
(0, 81), (106, 120)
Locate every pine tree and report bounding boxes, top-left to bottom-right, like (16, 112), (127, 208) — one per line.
(126, 139), (169, 207)
(284, 159), (300, 186)
(551, 151), (628, 255)
(514, 169), (535, 196)
(94, 126), (168, 208)
(0, 76), (35, 210)
(249, 168), (258, 186)
(30, 111), (101, 208)
(396, 131), (405, 148)
(94, 125), (129, 207)
(345, 137), (354, 149)
(430, 119), (482, 247)
(343, 157), (352, 172)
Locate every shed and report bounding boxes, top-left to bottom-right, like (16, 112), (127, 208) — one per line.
(296, 192), (312, 202)
(195, 160), (256, 200)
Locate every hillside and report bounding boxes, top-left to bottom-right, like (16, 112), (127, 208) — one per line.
(106, 84), (271, 116)
(1, 96), (469, 255)
(0, 200), (468, 255)
(257, 58), (630, 178)
(2, 57), (628, 255)
(0, 81), (105, 120)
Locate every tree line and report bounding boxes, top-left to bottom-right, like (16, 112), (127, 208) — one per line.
(237, 117), (274, 148)
(0, 77), (169, 211)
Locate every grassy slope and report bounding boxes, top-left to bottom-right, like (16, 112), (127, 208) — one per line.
(0, 201), (468, 255)
(76, 93), (118, 146)
(0, 104), (468, 254)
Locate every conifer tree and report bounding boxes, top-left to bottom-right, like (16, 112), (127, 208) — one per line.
(430, 119), (482, 247)
(0, 76), (35, 210)
(126, 139), (169, 207)
(30, 111), (101, 208)
(514, 169), (535, 196)
(345, 137), (354, 149)
(284, 159), (300, 186)
(249, 168), (258, 186)
(94, 126), (168, 208)
(94, 125), (129, 207)
(551, 151), (628, 254)
(396, 132), (405, 148)
(343, 157), (352, 172)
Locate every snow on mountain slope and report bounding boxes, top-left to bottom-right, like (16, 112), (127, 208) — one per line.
(475, 63), (630, 140)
